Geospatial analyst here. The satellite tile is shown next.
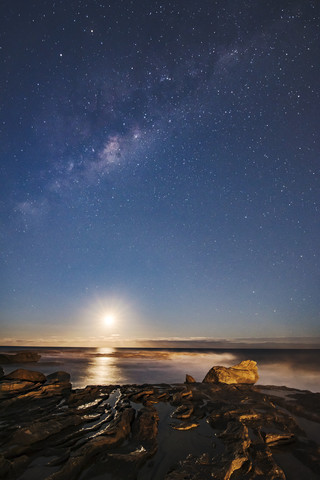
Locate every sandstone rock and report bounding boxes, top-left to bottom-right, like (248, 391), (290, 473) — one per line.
(10, 415), (84, 446)
(249, 443), (286, 479)
(0, 380), (37, 396)
(203, 360), (259, 385)
(185, 374), (196, 383)
(46, 407), (135, 480)
(46, 371), (71, 384)
(0, 370), (318, 480)
(0, 351), (41, 363)
(68, 386), (102, 406)
(263, 432), (295, 446)
(130, 388), (154, 402)
(4, 368), (46, 383)
(133, 406), (159, 445)
(171, 389), (192, 404)
(37, 381), (72, 397)
(171, 403), (194, 419)
(7, 380), (72, 401)
(172, 422), (199, 430)
(156, 391), (170, 401)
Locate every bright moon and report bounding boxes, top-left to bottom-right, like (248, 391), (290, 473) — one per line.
(103, 314), (115, 326)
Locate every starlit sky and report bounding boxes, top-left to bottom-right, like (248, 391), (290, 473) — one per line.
(0, 1), (319, 347)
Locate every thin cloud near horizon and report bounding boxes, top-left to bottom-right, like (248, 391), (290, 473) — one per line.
(1, 335), (319, 349)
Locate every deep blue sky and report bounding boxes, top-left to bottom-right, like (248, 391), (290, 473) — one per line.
(0, 1), (319, 346)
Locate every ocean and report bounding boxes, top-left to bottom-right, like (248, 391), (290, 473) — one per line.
(1, 346), (319, 392)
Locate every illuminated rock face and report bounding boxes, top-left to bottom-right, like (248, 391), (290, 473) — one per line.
(202, 360), (259, 384)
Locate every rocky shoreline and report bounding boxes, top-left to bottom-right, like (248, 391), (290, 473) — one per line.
(1, 362), (320, 479)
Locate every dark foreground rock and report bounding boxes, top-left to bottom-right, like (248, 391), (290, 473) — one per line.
(0, 351), (41, 364)
(203, 359), (259, 384)
(0, 369), (71, 401)
(0, 371), (319, 480)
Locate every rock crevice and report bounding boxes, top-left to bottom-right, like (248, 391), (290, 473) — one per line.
(0, 363), (319, 479)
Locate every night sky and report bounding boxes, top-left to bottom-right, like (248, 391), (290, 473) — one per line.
(1, 1), (319, 346)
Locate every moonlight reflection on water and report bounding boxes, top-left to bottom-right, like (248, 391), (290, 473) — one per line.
(0, 347), (319, 392)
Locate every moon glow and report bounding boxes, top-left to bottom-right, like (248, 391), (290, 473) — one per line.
(103, 314), (115, 327)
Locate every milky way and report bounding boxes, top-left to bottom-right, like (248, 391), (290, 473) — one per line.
(0, 1), (319, 345)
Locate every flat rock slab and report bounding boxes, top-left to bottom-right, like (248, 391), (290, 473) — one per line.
(0, 374), (319, 480)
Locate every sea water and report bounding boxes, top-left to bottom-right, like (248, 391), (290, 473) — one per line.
(0, 346), (319, 392)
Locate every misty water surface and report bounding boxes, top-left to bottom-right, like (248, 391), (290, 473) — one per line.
(1, 347), (319, 392)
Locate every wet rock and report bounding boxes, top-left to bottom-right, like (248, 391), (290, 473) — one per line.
(156, 391), (170, 401)
(259, 387), (320, 423)
(208, 405), (258, 428)
(133, 406), (159, 445)
(115, 391), (132, 411)
(46, 407), (135, 480)
(9, 414), (84, 449)
(0, 351), (41, 364)
(130, 388), (154, 402)
(263, 432), (296, 446)
(171, 403), (194, 419)
(0, 366), (4, 378)
(171, 421), (199, 431)
(218, 420), (251, 478)
(249, 443), (286, 479)
(0, 380), (38, 397)
(203, 360), (259, 385)
(68, 386), (102, 406)
(4, 368), (46, 383)
(0, 370), (319, 480)
(217, 420), (285, 479)
(171, 389), (192, 405)
(108, 446), (148, 463)
(185, 374), (196, 383)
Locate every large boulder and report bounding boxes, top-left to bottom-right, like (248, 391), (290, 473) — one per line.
(202, 360), (259, 385)
(4, 369), (46, 383)
(0, 351), (41, 364)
